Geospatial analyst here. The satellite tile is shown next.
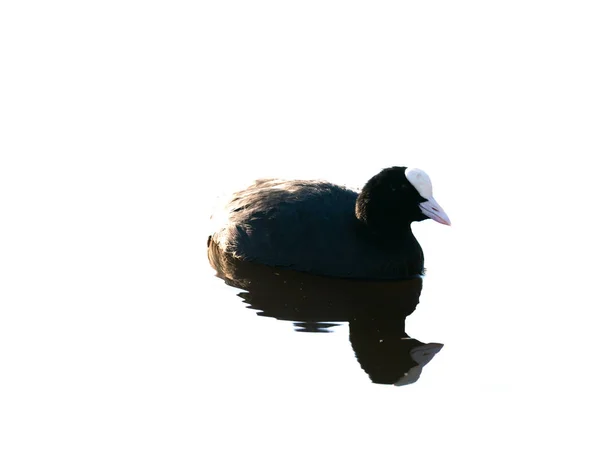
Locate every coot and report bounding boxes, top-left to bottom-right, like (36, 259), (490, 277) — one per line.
(208, 166), (450, 280)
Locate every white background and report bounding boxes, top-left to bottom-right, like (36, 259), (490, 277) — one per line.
(1, 1), (599, 449)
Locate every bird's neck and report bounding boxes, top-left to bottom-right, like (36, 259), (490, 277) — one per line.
(355, 218), (415, 246)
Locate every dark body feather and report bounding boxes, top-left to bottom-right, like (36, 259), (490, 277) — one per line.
(209, 175), (425, 280)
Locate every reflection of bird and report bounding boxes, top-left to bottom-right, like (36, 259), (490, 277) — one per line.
(208, 246), (443, 386)
(349, 319), (443, 386)
(209, 166), (450, 279)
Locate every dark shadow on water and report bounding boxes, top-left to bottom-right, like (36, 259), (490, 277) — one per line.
(208, 242), (443, 386)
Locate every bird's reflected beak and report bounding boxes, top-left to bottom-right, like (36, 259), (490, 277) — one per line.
(419, 197), (451, 226)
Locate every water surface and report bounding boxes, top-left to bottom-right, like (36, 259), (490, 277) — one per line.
(3, 2), (599, 449)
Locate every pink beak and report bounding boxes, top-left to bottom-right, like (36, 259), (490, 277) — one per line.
(419, 196), (451, 226)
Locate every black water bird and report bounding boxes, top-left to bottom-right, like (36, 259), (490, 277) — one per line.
(208, 166), (450, 280)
